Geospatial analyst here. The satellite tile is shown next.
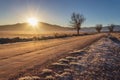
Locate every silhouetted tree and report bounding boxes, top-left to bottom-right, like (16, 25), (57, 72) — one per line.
(108, 24), (115, 32)
(95, 24), (102, 33)
(70, 12), (85, 35)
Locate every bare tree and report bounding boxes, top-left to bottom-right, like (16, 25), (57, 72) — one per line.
(108, 24), (115, 32)
(70, 12), (85, 35)
(95, 24), (102, 33)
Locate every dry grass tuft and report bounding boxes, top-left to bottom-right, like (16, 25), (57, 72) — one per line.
(50, 63), (69, 73)
(40, 69), (54, 77)
(18, 76), (40, 80)
(58, 58), (69, 64)
(70, 62), (84, 71)
(45, 75), (55, 80)
(60, 72), (73, 80)
(65, 56), (77, 62)
(69, 50), (86, 56)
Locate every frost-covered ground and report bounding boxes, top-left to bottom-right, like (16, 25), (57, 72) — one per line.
(17, 36), (120, 80)
(78, 37), (120, 80)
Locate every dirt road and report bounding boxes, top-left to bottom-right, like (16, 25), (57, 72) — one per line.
(0, 34), (105, 80)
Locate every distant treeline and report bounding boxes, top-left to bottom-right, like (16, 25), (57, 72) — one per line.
(0, 33), (90, 44)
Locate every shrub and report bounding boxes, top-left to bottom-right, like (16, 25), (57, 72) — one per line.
(108, 24), (115, 32)
(54, 33), (60, 38)
(95, 24), (102, 33)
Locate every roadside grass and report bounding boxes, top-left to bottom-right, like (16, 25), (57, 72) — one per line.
(0, 32), (92, 44)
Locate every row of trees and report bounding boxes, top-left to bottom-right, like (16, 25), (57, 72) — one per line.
(95, 24), (115, 33)
(70, 12), (115, 35)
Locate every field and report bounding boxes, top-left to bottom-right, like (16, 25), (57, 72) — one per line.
(0, 32), (119, 80)
(15, 32), (119, 80)
(0, 31), (76, 38)
(0, 33), (106, 80)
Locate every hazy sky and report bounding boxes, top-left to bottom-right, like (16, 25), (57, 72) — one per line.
(0, 0), (120, 27)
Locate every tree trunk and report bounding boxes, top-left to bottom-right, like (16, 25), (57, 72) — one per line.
(77, 29), (80, 35)
(98, 30), (100, 33)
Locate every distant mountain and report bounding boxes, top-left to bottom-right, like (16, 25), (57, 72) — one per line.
(0, 22), (72, 32)
(0, 22), (120, 33)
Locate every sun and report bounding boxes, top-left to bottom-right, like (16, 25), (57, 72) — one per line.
(27, 17), (38, 26)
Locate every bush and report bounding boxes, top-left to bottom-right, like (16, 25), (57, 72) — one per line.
(95, 24), (102, 33)
(108, 24), (115, 32)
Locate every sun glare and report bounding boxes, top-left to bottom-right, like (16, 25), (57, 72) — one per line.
(27, 17), (38, 26)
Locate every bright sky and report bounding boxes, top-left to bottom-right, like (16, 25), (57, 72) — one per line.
(0, 0), (120, 27)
